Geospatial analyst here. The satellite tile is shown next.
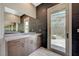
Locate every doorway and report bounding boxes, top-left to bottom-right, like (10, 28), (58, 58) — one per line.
(47, 4), (72, 56)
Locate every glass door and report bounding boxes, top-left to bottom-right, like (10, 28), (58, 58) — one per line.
(51, 10), (66, 53)
(47, 4), (72, 55)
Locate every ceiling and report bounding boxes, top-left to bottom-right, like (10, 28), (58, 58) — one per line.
(4, 3), (42, 16)
(32, 3), (41, 7)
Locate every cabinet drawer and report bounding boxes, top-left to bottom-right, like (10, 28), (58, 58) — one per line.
(8, 38), (25, 56)
(8, 39), (25, 47)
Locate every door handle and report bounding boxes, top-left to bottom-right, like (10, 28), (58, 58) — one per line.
(66, 33), (69, 39)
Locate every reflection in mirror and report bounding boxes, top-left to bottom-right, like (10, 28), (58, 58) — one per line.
(4, 7), (29, 34)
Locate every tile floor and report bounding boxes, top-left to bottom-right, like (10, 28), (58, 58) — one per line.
(29, 47), (61, 56)
(51, 39), (65, 52)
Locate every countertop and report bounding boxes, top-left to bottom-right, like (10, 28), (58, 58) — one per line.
(4, 33), (41, 41)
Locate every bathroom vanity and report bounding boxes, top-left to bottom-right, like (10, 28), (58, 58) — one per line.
(5, 33), (42, 56)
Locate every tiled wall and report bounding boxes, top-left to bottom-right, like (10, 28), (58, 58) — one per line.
(33, 3), (57, 48)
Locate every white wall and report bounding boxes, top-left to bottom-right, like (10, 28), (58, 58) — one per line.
(0, 4), (6, 56)
(0, 4), (4, 40)
(3, 3), (36, 18)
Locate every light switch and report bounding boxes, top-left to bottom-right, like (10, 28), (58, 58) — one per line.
(77, 29), (79, 32)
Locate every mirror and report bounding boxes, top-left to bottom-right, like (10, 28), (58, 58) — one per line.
(4, 7), (29, 34)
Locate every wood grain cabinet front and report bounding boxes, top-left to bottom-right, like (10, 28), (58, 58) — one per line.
(7, 35), (41, 56)
(8, 39), (25, 56)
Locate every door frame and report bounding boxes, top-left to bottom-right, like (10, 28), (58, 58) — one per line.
(47, 3), (72, 56)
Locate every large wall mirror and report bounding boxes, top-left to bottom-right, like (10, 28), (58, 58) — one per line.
(4, 7), (30, 34)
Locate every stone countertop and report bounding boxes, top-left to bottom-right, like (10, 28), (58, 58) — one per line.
(4, 33), (41, 42)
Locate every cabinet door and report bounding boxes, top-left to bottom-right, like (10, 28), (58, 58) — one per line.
(24, 37), (36, 55)
(28, 36), (40, 54)
(27, 37), (33, 55)
(24, 37), (29, 56)
(8, 39), (25, 56)
(37, 36), (41, 48)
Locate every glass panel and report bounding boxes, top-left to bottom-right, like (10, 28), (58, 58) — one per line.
(51, 10), (66, 52)
(24, 21), (29, 33)
(25, 22), (29, 25)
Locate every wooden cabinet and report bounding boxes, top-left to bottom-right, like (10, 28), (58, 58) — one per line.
(8, 39), (25, 56)
(7, 35), (41, 56)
